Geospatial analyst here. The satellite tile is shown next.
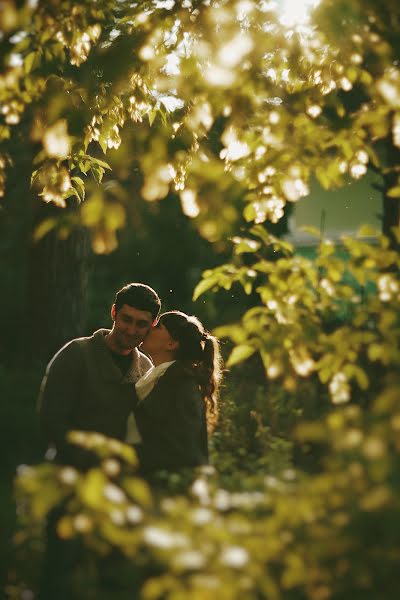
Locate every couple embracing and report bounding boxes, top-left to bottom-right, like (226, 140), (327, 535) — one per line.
(38, 283), (222, 476)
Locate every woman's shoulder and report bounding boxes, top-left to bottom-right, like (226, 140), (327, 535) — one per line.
(157, 362), (199, 397)
(163, 360), (195, 381)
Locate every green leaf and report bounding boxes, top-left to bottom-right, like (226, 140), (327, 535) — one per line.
(78, 469), (107, 509)
(33, 149), (47, 165)
(244, 281), (253, 294)
(318, 367), (332, 384)
(90, 156), (112, 170)
(226, 344), (256, 367)
(193, 277), (217, 301)
(148, 109), (157, 126)
(315, 167), (331, 189)
(64, 187), (81, 202)
(300, 225), (321, 238)
(51, 43), (66, 62)
(391, 227), (400, 243)
(0, 125), (10, 140)
(213, 324), (246, 344)
(32, 482), (67, 520)
(357, 224), (379, 238)
(105, 203), (125, 230)
(99, 136), (108, 154)
(44, 48), (53, 62)
(231, 236), (261, 254)
(33, 218), (57, 242)
(122, 477), (152, 508)
(24, 51), (36, 74)
(30, 169), (39, 186)
(40, 28), (54, 44)
(79, 160), (91, 174)
(369, 343), (384, 363)
(71, 176), (86, 201)
(343, 364), (369, 390)
(243, 203), (256, 222)
(91, 164), (105, 183)
(387, 186), (400, 198)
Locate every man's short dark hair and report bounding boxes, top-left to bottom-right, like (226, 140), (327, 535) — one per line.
(115, 283), (161, 320)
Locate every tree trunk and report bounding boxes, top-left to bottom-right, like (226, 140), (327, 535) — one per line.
(28, 204), (91, 362)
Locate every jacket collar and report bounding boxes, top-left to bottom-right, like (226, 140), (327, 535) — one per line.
(92, 328), (142, 383)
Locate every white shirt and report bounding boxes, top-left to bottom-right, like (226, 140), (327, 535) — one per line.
(135, 360), (176, 401)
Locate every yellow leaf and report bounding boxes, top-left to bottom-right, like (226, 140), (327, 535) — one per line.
(105, 203), (125, 231)
(24, 51), (36, 74)
(78, 469), (107, 508)
(57, 516), (75, 539)
(318, 367), (332, 384)
(227, 344), (255, 367)
(387, 186), (400, 198)
(33, 218), (57, 242)
(193, 277), (217, 301)
(81, 193), (103, 226)
(299, 225), (321, 238)
(357, 224), (379, 238)
(123, 477), (153, 508)
(367, 343), (383, 361)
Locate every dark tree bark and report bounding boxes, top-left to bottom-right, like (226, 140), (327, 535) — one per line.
(2, 122), (91, 364)
(27, 203), (91, 362)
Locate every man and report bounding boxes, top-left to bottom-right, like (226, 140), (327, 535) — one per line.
(38, 282), (160, 468)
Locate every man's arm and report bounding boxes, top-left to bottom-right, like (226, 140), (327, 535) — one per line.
(38, 341), (83, 461)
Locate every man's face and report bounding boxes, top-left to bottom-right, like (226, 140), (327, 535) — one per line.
(111, 304), (154, 351)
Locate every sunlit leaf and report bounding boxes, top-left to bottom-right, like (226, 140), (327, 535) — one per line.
(78, 469), (107, 509)
(71, 176), (85, 201)
(24, 51), (36, 74)
(193, 277), (217, 301)
(387, 186), (400, 198)
(226, 344), (256, 367)
(123, 477), (153, 508)
(231, 236), (261, 254)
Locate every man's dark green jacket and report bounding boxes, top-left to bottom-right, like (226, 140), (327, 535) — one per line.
(38, 329), (152, 468)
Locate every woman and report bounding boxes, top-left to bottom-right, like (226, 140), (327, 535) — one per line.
(133, 311), (222, 474)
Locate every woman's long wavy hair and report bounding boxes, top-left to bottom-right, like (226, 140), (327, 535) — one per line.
(160, 311), (223, 429)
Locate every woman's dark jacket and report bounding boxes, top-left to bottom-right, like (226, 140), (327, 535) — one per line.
(133, 361), (208, 473)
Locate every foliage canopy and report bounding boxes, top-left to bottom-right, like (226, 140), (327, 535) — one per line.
(1, 0), (400, 249)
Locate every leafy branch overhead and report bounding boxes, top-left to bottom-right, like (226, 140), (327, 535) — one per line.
(1, 0), (400, 249)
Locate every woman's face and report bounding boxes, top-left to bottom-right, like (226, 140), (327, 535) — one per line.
(141, 320), (177, 358)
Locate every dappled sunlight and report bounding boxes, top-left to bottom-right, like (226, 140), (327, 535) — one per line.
(220, 126), (251, 162)
(43, 120), (71, 159)
(180, 188), (200, 218)
(278, 0), (320, 27)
